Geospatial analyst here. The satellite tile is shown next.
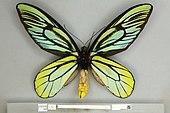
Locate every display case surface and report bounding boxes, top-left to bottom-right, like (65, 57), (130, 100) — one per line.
(7, 103), (164, 113)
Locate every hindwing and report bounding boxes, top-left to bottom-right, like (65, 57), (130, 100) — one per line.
(91, 55), (135, 98)
(34, 55), (78, 98)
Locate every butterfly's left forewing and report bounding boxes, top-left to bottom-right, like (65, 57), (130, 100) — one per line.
(90, 4), (153, 56)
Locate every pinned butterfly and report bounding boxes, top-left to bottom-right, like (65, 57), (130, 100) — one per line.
(16, 3), (153, 99)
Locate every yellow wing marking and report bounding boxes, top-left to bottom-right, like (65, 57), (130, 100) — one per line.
(17, 4), (53, 25)
(115, 4), (152, 26)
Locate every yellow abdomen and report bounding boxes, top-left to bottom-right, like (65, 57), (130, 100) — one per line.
(78, 69), (89, 99)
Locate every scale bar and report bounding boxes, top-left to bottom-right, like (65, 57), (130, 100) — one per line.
(37, 103), (132, 112)
(57, 104), (111, 110)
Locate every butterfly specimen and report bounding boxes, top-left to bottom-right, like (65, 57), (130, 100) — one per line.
(16, 3), (153, 99)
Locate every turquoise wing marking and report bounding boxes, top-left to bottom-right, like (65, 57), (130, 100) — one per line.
(90, 4), (153, 56)
(16, 3), (79, 56)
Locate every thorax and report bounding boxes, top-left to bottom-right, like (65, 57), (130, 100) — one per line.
(78, 46), (90, 69)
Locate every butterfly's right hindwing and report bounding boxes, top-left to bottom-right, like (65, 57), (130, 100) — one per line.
(34, 55), (78, 98)
(16, 3), (79, 56)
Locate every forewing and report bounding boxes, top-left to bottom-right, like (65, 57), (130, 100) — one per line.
(90, 4), (153, 56)
(16, 3), (79, 56)
(91, 55), (135, 98)
(34, 55), (78, 98)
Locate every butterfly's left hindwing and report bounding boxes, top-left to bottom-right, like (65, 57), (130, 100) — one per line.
(91, 55), (134, 98)
(34, 55), (78, 98)
(16, 3), (79, 56)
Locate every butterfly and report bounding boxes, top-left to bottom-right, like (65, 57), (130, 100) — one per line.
(16, 3), (153, 99)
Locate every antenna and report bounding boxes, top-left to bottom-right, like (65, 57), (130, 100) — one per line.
(86, 32), (95, 49)
(85, 26), (106, 48)
(63, 25), (85, 46)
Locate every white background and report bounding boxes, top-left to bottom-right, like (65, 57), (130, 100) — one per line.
(0, 0), (170, 113)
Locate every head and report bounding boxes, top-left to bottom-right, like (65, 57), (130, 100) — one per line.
(81, 46), (88, 52)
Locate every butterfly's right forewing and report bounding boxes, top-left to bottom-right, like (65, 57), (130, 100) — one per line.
(34, 55), (78, 98)
(16, 3), (79, 56)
